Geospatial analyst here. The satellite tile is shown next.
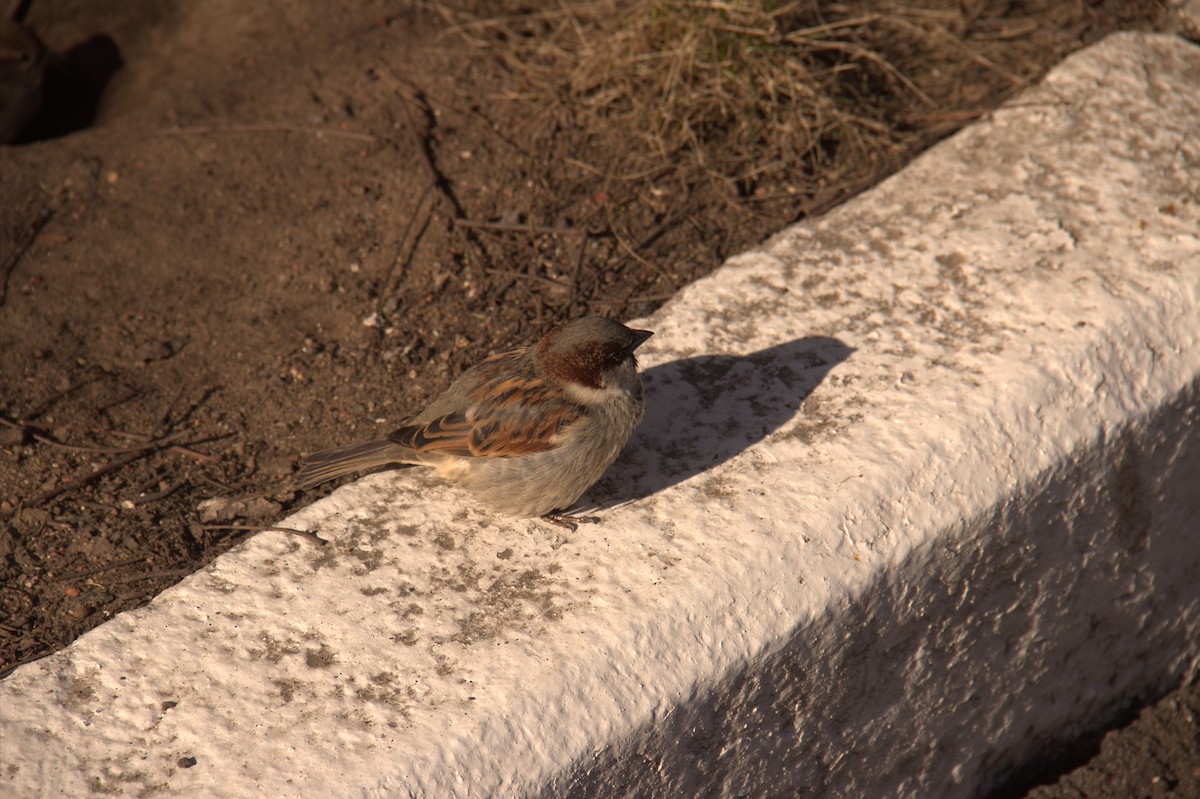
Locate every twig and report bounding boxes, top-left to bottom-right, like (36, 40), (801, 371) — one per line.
(132, 470), (166, 494)
(482, 268), (568, 291)
(153, 387), (186, 438)
(377, 181), (437, 317)
(903, 108), (989, 125)
(202, 524), (303, 533)
(880, 15), (1029, 89)
(165, 444), (223, 463)
(153, 124), (377, 143)
(0, 206), (52, 309)
(106, 428), (157, 442)
(0, 584), (33, 614)
(132, 473), (189, 504)
(21, 372), (107, 421)
(0, 653), (45, 679)
(201, 524), (327, 543)
(96, 388), (142, 414)
(970, 19), (1039, 41)
(27, 431), (135, 454)
(377, 63), (497, 277)
(628, 290), (678, 304)
(195, 473), (236, 493)
(717, 13), (883, 41)
(28, 432), (189, 506)
(108, 569), (194, 586)
(456, 218), (576, 236)
(602, 210), (659, 274)
(563, 156), (665, 182)
(781, 36), (935, 107)
(52, 556), (147, 583)
(567, 232), (589, 308)
(29, 450), (151, 507)
(434, 4), (586, 37)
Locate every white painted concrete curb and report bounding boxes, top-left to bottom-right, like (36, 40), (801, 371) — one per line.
(3, 32), (1199, 799)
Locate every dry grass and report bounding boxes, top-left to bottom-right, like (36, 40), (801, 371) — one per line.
(428, 0), (1162, 318)
(439, 1), (1152, 213)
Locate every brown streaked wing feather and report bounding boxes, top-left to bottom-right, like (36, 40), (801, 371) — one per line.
(385, 346), (586, 459)
(388, 413), (475, 456)
(467, 401), (582, 457)
(388, 402), (584, 459)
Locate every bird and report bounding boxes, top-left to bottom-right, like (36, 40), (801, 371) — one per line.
(295, 316), (653, 527)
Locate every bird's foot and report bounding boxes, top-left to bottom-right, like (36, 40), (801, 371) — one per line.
(539, 512), (600, 532)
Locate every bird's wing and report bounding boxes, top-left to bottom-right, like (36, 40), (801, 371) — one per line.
(388, 400), (583, 458)
(387, 346), (587, 458)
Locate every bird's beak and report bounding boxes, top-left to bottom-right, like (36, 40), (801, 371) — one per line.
(630, 329), (653, 350)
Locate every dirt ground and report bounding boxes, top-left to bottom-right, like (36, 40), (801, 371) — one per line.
(1, 0), (1192, 795)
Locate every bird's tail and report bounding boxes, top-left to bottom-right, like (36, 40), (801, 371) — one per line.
(294, 438), (411, 489)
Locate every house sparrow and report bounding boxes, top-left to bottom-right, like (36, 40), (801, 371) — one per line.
(296, 317), (653, 524)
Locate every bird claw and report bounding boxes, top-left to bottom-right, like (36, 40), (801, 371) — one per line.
(540, 512), (600, 532)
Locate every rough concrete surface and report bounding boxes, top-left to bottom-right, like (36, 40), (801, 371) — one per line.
(2, 32), (1199, 799)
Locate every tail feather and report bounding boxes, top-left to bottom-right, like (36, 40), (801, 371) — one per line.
(295, 438), (410, 489)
